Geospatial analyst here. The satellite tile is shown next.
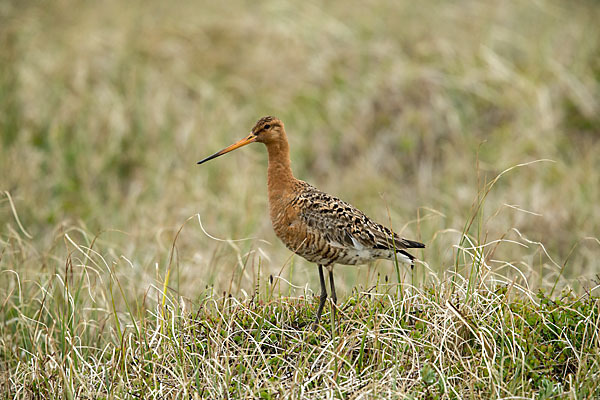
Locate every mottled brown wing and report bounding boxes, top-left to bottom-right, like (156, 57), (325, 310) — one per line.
(292, 182), (424, 252)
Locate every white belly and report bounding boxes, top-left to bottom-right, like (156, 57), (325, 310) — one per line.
(331, 248), (413, 266)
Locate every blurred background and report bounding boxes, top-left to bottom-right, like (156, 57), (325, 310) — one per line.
(1, 0), (599, 300)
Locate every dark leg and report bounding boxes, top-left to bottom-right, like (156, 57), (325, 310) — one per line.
(328, 268), (337, 305)
(315, 264), (328, 324)
(328, 267), (337, 321)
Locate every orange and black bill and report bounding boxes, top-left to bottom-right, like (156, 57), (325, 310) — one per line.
(197, 133), (257, 165)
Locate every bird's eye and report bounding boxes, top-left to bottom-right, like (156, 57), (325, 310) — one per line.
(264, 124), (271, 130)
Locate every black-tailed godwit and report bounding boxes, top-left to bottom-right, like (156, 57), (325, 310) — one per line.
(197, 116), (425, 324)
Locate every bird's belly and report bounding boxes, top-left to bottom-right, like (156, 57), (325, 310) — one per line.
(290, 244), (393, 266)
(333, 249), (393, 265)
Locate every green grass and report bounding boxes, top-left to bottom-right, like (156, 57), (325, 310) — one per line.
(1, 0), (600, 398)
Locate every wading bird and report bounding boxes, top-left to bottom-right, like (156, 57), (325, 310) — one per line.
(197, 116), (424, 324)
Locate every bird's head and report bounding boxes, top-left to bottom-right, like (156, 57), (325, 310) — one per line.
(251, 116), (284, 144)
(197, 116), (284, 165)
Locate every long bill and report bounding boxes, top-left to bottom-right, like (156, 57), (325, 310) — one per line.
(197, 133), (257, 165)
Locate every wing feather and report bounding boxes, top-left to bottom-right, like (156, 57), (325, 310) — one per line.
(292, 182), (424, 252)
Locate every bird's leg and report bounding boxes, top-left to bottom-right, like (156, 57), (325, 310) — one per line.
(315, 264), (328, 325)
(328, 267), (337, 321)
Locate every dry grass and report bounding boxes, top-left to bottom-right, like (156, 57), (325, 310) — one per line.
(1, 0), (600, 398)
(2, 225), (599, 398)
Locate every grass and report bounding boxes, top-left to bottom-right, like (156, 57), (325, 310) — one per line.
(1, 0), (600, 398)
(2, 228), (599, 398)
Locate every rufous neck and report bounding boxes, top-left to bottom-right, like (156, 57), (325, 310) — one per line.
(266, 135), (295, 195)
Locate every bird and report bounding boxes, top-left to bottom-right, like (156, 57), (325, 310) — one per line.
(197, 116), (425, 324)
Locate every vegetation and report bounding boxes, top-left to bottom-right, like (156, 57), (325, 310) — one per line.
(1, 0), (599, 398)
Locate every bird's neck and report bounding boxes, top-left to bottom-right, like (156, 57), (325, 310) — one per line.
(266, 136), (296, 199)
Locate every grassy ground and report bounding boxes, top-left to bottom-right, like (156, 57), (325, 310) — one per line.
(1, 0), (599, 398)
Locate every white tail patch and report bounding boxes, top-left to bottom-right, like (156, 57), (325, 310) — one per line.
(394, 251), (413, 264)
